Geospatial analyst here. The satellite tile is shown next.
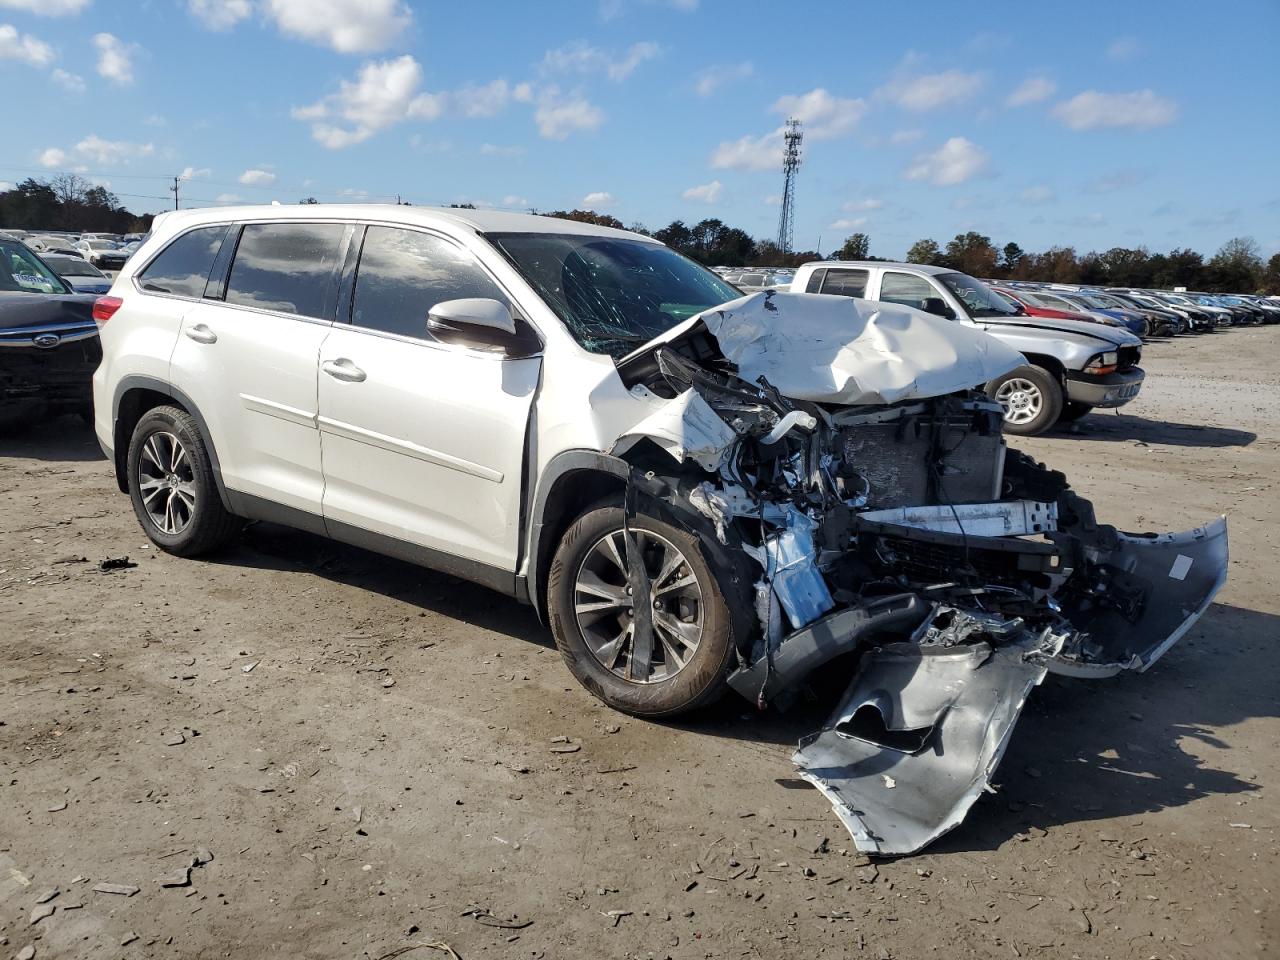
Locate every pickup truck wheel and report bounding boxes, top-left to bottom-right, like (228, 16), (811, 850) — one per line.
(548, 500), (735, 717)
(126, 405), (241, 557)
(989, 365), (1063, 437)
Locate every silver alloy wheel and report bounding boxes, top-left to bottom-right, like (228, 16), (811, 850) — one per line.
(994, 378), (1044, 426)
(137, 431), (197, 535)
(573, 528), (704, 684)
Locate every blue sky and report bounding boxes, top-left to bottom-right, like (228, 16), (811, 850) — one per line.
(2, 0), (1277, 258)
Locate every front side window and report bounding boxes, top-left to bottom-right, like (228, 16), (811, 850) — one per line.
(225, 223), (346, 319)
(878, 271), (939, 311)
(487, 232), (739, 358)
(819, 268), (869, 298)
(352, 227), (508, 340)
(138, 225), (229, 299)
(0, 242), (65, 293)
(936, 272), (1018, 317)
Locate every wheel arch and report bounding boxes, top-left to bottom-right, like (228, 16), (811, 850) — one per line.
(525, 451), (630, 622)
(112, 376), (233, 511)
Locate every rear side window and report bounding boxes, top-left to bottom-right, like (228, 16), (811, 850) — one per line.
(879, 272), (937, 310)
(137, 225), (228, 298)
(225, 223), (346, 319)
(820, 268), (869, 298)
(351, 226), (507, 340)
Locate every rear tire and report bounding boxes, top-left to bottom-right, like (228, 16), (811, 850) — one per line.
(126, 405), (240, 557)
(988, 365), (1063, 437)
(547, 499), (736, 717)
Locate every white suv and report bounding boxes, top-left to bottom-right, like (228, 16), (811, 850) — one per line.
(93, 205), (1227, 851)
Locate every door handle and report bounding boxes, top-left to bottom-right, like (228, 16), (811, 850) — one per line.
(321, 358), (367, 383)
(184, 323), (217, 344)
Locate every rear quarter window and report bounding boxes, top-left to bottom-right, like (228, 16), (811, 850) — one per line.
(138, 225), (229, 299)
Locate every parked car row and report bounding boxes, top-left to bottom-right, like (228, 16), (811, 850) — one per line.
(997, 280), (1280, 333)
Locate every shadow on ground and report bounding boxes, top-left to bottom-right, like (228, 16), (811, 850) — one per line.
(0, 416), (106, 463)
(1051, 413), (1256, 447)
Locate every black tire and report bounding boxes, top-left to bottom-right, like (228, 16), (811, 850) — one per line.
(987, 365), (1064, 437)
(126, 405), (240, 557)
(547, 499), (737, 717)
(1058, 401), (1093, 423)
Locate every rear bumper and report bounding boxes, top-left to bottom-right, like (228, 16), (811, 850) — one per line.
(1065, 366), (1144, 408)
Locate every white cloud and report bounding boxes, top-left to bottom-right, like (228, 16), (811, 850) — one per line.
(843, 198), (883, 212)
(581, 191), (615, 208)
(216, 193), (243, 203)
(0, 0), (90, 14)
(453, 79), (514, 118)
(1051, 89), (1178, 130)
(772, 88), (866, 139)
(888, 128), (923, 145)
(710, 131), (781, 171)
(338, 187), (369, 198)
(239, 168), (276, 186)
(0, 180), (13, 190)
(294, 55), (445, 148)
(879, 69), (984, 111)
(74, 134), (155, 164)
(51, 67), (85, 92)
(180, 166), (212, 179)
(1019, 184), (1055, 204)
(763, 194), (781, 206)
(263, 0), (410, 53)
(1106, 38), (1140, 61)
(93, 32), (137, 85)
(480, 143), (525, 158)
(501, 194), (529, 207)
(533, 87), (604, 139)
(829, 217), (867, 230)
(682, 180), (722, 203)
(1006, 76), (1056, 107)
(187, 0), (251, 29)
(694, 61), (752, 97)
(902, 137), (991, 186)
(541, 40), (660, 81)
(0, 23), (54, 66)
(38, 147), (68, 168)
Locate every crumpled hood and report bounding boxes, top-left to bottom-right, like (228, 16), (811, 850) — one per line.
(687, 291), (1024, 406)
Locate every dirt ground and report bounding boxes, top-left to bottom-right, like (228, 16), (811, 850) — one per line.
(2, 327), (1277, 960)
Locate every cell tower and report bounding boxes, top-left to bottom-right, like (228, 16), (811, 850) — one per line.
(776, 118), (803, 253)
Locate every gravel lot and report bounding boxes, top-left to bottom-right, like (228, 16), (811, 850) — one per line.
(1, 327), (1277, 960)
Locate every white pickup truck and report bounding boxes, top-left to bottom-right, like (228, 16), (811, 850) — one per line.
(791, 260), (1145, 436)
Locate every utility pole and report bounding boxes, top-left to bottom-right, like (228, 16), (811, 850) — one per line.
(171, 175), (181, 210)
(776, 118), (802, 254)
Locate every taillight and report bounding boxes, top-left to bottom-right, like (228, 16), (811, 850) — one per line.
(93, 295), (123, 325)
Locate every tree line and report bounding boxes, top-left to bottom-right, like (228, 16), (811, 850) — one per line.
(544, 211), (1277, 293)
(0, 176), (154, 236)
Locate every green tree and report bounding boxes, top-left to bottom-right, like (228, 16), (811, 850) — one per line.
(943, 231), (998, 277)
(543, 209), (624, 229)
(1152, 248), (1204, 289)
(1035, 247), (1082, 284)
(836, 232), (870, 261)
(999, 242), (1025, 276)
(1096, 246), (1153, 288)
(1207, 236), (1264, 292)
(1261, 253), (1280, 295)
(905, 238), (942, 266)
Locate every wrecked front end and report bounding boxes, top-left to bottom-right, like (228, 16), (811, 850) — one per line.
(611, 292), (1228, 856)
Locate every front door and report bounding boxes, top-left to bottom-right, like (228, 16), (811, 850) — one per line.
(317, 225), (541, 573)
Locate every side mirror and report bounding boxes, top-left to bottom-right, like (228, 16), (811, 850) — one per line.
(426, 298), (539, 355)
(922, 297), (956, 320)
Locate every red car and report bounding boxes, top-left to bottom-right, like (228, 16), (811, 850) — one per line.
(991, 286), (1096, 323)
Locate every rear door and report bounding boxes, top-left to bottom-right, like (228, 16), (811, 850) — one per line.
(169, 221), (351, 522)
(317, 224), (541, 573)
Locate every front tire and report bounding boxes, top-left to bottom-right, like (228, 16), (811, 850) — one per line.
(126, 405), (240, 557)
(547, 500), (737, 717)
(989, 365), (1064, 437)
